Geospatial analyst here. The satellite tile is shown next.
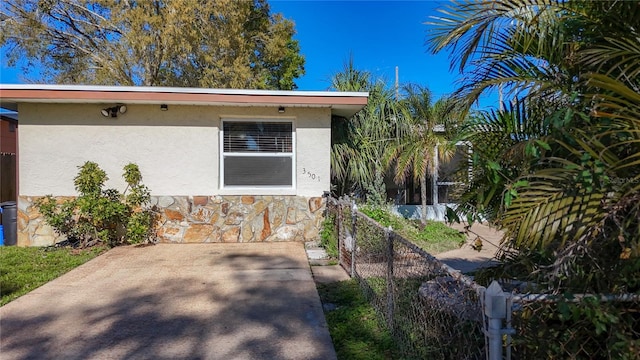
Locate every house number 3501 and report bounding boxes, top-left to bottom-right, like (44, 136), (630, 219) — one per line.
(302, 168), (320, 182)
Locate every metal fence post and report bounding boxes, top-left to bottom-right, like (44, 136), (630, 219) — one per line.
(386, 226), (394, 331)
(336, 200), (343, 269)
(484, 281), (507, 360)
(350, 201), (357, 278)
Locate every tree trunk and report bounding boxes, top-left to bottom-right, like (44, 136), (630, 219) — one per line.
(420, 174), (427, 226)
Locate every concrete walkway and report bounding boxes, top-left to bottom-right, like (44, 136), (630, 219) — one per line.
(310, 265), (350, 285)
(436, 222), (503, 273)
(0, 243), (336, 360)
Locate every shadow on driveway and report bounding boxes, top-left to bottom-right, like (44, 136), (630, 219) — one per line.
(0, 243), (336, 360)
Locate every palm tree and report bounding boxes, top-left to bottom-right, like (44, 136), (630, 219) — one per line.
(386, 84), (458, 225)
(428, 0), (640, 292)
(329, 59), (402, 201)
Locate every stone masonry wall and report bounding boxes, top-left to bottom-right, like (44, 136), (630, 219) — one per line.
(17, 195), (325, 246)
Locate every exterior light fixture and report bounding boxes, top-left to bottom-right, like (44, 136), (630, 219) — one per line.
(100, 104), (127, 118)
(278, 106), (285, 113)
(160, 104), (168, 111)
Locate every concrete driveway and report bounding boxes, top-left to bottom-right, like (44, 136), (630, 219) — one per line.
(0, 242), (337, 360)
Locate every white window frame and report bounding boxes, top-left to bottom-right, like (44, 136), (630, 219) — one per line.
(219, 118), (296, 195)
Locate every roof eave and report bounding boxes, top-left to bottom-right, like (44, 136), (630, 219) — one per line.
(0, 84), (368, 118)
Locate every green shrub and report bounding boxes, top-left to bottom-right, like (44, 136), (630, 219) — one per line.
(320, 214), (339, 258)
(36, 161), (157, 247)
(514, 297), (640, 359)
(359, 205), (404, 230)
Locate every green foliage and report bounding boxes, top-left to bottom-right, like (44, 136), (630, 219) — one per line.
(329, 61), (465, 213)
(360, 205), (464, 254)
(360, 205), (404, 231)
(126, 210), (155, 246)
(74, 161), (107, 195)
(355, 275), (484, 359)
(428, 3), (640, 355)
(473, 249), (554, 289)
(317, 280), (399, 360)
(384, 86), (463, 225)
(0, 0), (304, 89)
(329, 58), (402, 199)
(413, 221), (466, 249)
(429, 0), (640, 294)
(514, 297), (640, 359)
(320, 214), (339, 259)
(36, 161), (157, 248)
(363, 172), (387, 208)
(0, 246), (106, 306)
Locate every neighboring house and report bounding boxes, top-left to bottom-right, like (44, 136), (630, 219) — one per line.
(388, 141), (472, 222)
(0, 112), (18, 202)
(1, 112), (18, 153)
(0, 84), (367, 246)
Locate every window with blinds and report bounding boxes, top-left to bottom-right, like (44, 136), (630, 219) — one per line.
(221, 121), (294, 187)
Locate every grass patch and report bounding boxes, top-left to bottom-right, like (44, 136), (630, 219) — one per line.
(410, 221), (468, 254)
(318, 279), (399, 360)
(360, 205), (466, 254)
(0, 246), (107, 306)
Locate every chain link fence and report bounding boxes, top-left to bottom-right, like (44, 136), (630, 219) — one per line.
(327, 196), (486, 359)
(326, 196), (640, 360)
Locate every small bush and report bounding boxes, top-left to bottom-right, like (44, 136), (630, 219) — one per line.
(36, 161), (157, 247)
(361, 205), (401, 229)
(320, 214), (339, 258)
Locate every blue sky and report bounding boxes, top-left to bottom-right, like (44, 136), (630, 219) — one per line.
(270, 0), (497, 107)
(0, 1), (493, 107)
(270, 0), (457, 96)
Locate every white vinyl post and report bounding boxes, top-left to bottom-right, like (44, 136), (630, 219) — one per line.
(485, 281), (507, 360)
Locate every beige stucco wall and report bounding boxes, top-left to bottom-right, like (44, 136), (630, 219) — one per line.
(18, 103), (331, 197)
(295, 109), (332, 197)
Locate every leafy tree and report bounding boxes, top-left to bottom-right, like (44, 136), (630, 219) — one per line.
(0, 0), (305, 89)
(428, 0), (640, 294)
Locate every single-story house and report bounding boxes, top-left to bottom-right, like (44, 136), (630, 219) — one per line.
(0, 84), (368, 246)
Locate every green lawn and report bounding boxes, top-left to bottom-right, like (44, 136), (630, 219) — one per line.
(0, 246), (107, 306)
(317, 279), (399, 360)
(359, 205), (466, 254)
(409, 221), (468, 254)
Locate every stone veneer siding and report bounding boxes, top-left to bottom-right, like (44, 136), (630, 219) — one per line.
(17, 195), (325, 246)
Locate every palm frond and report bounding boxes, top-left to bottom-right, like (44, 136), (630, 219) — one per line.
(501, 169), (606, 251)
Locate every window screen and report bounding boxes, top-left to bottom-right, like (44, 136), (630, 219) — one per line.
(223, 122), (292, 153)
(222, 121), (294, 187)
